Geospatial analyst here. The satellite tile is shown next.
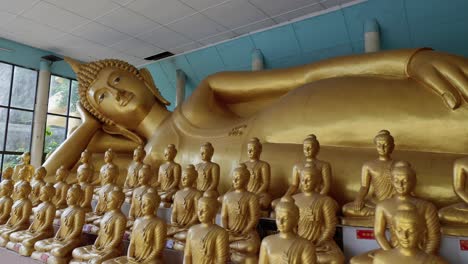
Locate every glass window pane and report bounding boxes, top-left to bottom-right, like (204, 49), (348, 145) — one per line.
(44, 115), (66, 156)
(0, 63), (12, 106)
(5, 109), (33, 152)
(48, 76), (70, 115)
(11, 67), (37, 110)
(67, 117), (81, 138)
(3, 154), (19, 171)
(69, 80), (79, 117)
(0, 108), (7, 151)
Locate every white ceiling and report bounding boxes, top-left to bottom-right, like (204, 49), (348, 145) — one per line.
(0, 0), (357, 66)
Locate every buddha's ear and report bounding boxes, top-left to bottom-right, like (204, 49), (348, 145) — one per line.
(102, 124), (145, 145)
(139, 68), (171, 106)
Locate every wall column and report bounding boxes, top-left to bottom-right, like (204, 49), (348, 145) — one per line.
(31, 60), (50, 167)
(251, 49), (264, 71)
(364, 19), (380, 53)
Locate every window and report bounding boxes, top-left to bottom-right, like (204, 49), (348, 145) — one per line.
(43, 76), (81, 160)
(0, 62), (38, 170)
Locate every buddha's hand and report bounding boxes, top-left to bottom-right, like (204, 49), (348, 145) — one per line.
(408, 49), (468, 109)
(77, 103), (101, 127)
(353, 198), (364, 211)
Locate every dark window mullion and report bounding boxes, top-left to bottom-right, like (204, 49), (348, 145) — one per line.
(1, 65), (15, 170)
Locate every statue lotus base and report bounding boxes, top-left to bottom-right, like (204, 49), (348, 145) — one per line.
(340, 216), (374, 228)
(441, 225), (468, 236)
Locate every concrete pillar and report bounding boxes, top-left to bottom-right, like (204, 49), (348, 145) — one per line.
(251, 49), (264, 71)
(31, 60), (51, 167)
(175, 69), (186, 107)
(364, 19), (380, 53)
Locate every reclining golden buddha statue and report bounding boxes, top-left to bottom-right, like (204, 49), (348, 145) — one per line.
(43, 48), (468, 207)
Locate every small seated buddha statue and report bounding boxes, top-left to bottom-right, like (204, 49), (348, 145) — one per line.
(93, 148), (117, 188)
(30, 167), (47, 207)
(184, 194), (229, 264)
(372, 206), (447, 264)
(243, 137), (272, 215)
(438, 156), (468, 235)
(6, 183), (56, 256)
(12, 152), (34, 182)
(127, 164), (155, 229)
(195, 142), (220, 198)
(259, 197), (316, 264)
(53, 166), (71, 213)
(342, 130), (397, 227)
(1, 167), (14, 186)
(168, 164), (202, 251)
(31, 184), (86, 264)
(69, 149), (95, 185)
(87, 163), (119, 224)
(0, 181), (32, 247)
(0, 180), (14, 225)
(77, 163), (94, 213)
(350, 161), (440, 264)
(14, 166), (29, 188)
(103, 191), (166, 264)
(123, 145), (145, 198)
(71, 188), (127, 264)
(155, 144), (181, 207)
(292, 166), (344, 264)
(221, 164), (260, 263)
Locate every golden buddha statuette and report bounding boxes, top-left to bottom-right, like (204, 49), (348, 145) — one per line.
(259, 197), (316, 264)
(0, 180), (14, 225)
(195, 142), (220, 198)
(77, 163), (94, 213)
(124, 145), (145, 198)
(6, 183), (56, 256)
(243, 137), (272, 214)
(103, 191), (166, 264)
(78, 149), (94, 171)
(93, 148), (117, 187)
(221, 164), (260, 263)
(87, 163), (119, 224)
(168, 164), (202, 251)
(31, 184), (86, 264)
(13, 152), (34, 182)
(184, 194), (229, 264)
(1, 167), (14, 185)
(292, 166), (344, 264)
(155, 144), (181, 208)
(53, 166), (71, 218)
(350, 161), (440, 264)
(342, 130), (396, 226)
(127, 164), (154, 229)
(0, 181), (32, 247)
(71, 188), (127, 264)
(30, 167), (47, 207)
(371, 206), (447, 264)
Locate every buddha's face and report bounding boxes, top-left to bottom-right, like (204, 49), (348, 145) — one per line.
(80, 152), (90, 163)
(0, 186), (7, 197)
(247, 143), (261, 160)
(2, 168), (12, 179)
(164, 147), (176, 161)
(18, 168), (27, 181)
(56, 168), (68, 181)
(198, 200), (216, 223)
(77, 169), (90, 183)
(375, 138), (393, 156)
(392, 172), (415, 195)
(200, 146), (213, 161)
(104, 151), (114, 163)
(232, 170), (248, 189)
(276, 208), (298, 233)
(300, 172), (319, 193)
(87, 67), (156, 129)
(142, 198), (156, 215)
(394, 219), (422, 249)
(133, 148), (145, 161)
(138, 168), (150, 185)
(66, 191), (79, 206)
(107, 193), (119, 210)
(22, 153), (31, 164)
(34, 169), (45, 180)
(303, 141), (318, 158)
(39, 187), (51, 202)
(181, 171), (194, 187)
(17, 186), (27, 199)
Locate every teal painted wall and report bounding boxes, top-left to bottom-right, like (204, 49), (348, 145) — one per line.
(143, 0), (468, 111)
(0, 38), (75, 78)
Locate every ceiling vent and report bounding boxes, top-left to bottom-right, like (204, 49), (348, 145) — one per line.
(144, 51), (174, 61)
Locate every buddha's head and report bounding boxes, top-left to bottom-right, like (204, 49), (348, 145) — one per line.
(391, 161), (416, 195)
(33, 167), (47, 181)
(300, 165), (322, 193)
(303, 134), (320, 158)
(77, 164), (93, 184)
(0, 181), (13, 197)
(200, 142), (214, 162)
(15, 181), (31, 199)
(392, 204), (424, 249)
(275, 196), (299, 233)
(247, 137), (262, 160)
(103, 163), (119, 184)
(142, 191), (160, 216)
(181, 164), (197, 188)
(55, 166), (69, 182)
(107, 187), (125, 211)
(232, 163), (250, 190)
(66, 184), (84, 206)
(163, 144), (177, 162)
(21, 152), (31, 165)
(198, 194), (218, 224)
(80, 149), (91, 163)
(374, 130), (394, 157)
(65, 57), (170, 144)
(133, 145), (146, 162)
(2, 167), (13, 180)
(138, 164), (152, 185)
(104, 148), (115, 163)
(18, 167), (28, 181)
(40, 183), (55, 203)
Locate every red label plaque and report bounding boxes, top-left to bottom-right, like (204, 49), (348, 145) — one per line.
(460, 240), (468, 250)
(41, 253), (49, 262)
(356, 229), (375, 240)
